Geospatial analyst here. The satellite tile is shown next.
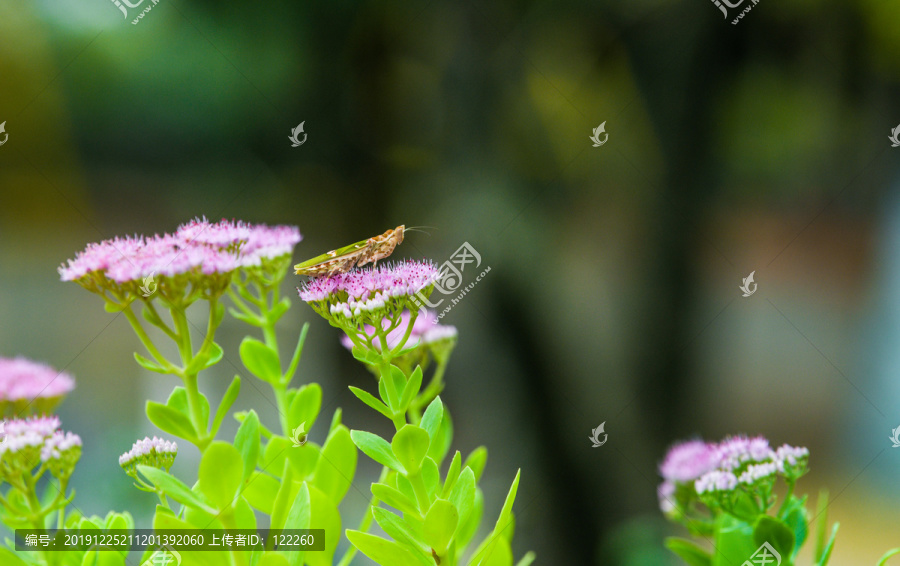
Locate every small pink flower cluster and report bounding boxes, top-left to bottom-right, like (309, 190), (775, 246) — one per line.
(119, 436), (178, 474)
(0, 357), (75, 410)
(59, 217), (301, 286)
(299, 261), (440, 330)
(658, 435), (809, 512)
(0, 416), (82, 480)
(299, 260), (440, 304)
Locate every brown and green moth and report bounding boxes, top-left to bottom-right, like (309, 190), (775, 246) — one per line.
(294, 225), (407, 277)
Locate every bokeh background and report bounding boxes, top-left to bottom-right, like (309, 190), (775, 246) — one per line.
(2, 0), (900, 564)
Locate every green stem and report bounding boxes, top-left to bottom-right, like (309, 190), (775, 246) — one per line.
(183, 372), (210, 451)
(273, 383), (290, 438)
(777, 480), (795, 518)
(387, 310), (419, 357)
(145, 301), (178, 341)
(122, 308), (178, 372)
(170, 306), (194, 365)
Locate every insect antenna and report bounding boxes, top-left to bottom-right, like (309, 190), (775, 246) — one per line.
(403, 225), (436, 237)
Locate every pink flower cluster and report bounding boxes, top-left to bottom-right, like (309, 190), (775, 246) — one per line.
(119, 436), (178, 473)
(0, 416), (82, 474)
(0, 357), (75, 405)
(299, 260), (440, 306)
(657, 435), (809, 510)
(340, 309), (457, 351)
(59, 218), (301, 284)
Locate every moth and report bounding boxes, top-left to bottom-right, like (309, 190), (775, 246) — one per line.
(294, 225), (407, 277)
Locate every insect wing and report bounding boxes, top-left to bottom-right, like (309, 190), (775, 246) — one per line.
(294, 239), (369, 275)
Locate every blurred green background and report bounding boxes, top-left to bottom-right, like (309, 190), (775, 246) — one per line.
(2, 0), (900, 564)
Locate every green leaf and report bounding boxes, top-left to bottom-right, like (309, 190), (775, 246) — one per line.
(263, 436), (320, 479)
(449, 467), (476, 536)
(753, 515), (795, 560)
(329, 407), (342, 435)
(420, 396), (443, 448)
(477, 535), (513, 566)
(350, 386), (395, 420)
(351, 346), (380, 366)
(270, 461), (296, 531)
(427, 406), (453, 464)
(458, 489), (484, 556)
(234, 410), (261, 482)
(134, 352), (167, 373)
(712, 513), (755, 566)
(664, 537), (712, 566)
(372, 507), (430, 557)
(780, 494), (808, 558)
(229, 309), (260, 326)
(392, 425), (431, 475)
(493, 469), (520, 541)
(514, 552), (537, 566)
(442, 451), (462, 498)
(814, 490), (829, 562)
(234, 496), (257, 530)
(464, 447), (488, 482)
(240, 336), (282, 382)
(258, 553), (291, 566)
(816, 523), (839, 566)
(283, 323), (309, 384)
(468, 472), (521, 565)
(269, 297), (292, 324)
(877, 549), (900, 566)
(198, 442), (244, 510)
(421, 457), (440, 499)
(350, 430), (405, 473)
(371, 483), (420, 516)
(312, 426), (357, 504)
(241, 471), (280, 515)
(389, 365), (408, 398)
(289, 383), (322, 432)
(281, 482), (311, 566)
(166, 387), (210, 430)
(104, 300), (127, 313)
(185, 341), (224, 375)
(211, 375), (241, 437)
(137, 466), (214, 513)
(345, 530), (425, 566)
(0, 547), (29, 566)
(423, 499), (458, 555)
(306, 485), (342, 566)
(146, 401), (196, 442)
(399, 366), (423, 411)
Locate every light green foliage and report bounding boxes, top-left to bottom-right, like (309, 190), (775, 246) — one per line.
(2, 230), (533, 566)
